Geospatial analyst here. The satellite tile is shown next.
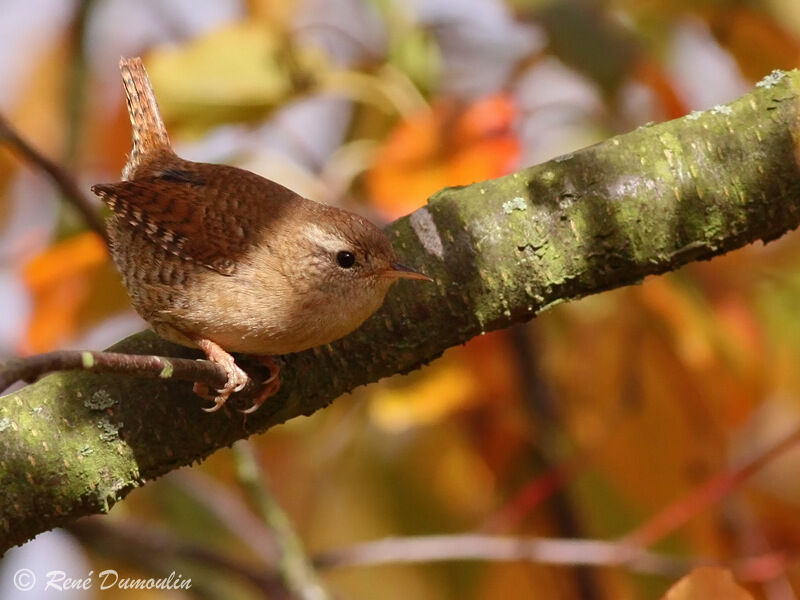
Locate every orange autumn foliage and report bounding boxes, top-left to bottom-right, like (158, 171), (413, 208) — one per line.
(21, 232), (110, 353)
(367, 94), (520, 218)
(633, 57), (688, 120)
(709, 7), (800, 81)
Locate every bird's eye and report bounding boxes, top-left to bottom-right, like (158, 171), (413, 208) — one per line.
(336, 250), (356, 269)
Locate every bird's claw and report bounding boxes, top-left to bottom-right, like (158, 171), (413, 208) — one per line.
(201, 394), (228, 413)
(191, 339), (281, 414)
(193, 355), (249, 412)
(239, 357), (281, 414)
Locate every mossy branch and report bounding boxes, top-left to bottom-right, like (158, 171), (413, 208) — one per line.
(3, 70), (800, 554)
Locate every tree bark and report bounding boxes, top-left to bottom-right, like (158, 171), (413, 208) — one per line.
(2, 70), (800, 554)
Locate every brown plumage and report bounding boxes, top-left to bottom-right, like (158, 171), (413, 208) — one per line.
(92, 57), (430, 413)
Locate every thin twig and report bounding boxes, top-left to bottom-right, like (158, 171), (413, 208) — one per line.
(63, 0), (97, 165)
(233, 441), (331, 600)
(73, 517), (798, 588)
(481, 456), (584, 532)
(483, 326), (588, 536)
(0, 111), (108, 245)
(170, 469), (281, 565)
(68, 518), (291, 598)
(313, 534), (694, 576)
(313, 534), (798, 584)
(0, 349), (229, 394)
(623, 426), (800, 549)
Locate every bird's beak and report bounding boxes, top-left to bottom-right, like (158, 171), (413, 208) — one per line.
(384, 262), (433, 281)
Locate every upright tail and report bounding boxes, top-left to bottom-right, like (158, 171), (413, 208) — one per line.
(119, 56), (171, 179)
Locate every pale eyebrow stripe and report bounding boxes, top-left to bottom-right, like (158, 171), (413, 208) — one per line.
(302, 223), (350, 253)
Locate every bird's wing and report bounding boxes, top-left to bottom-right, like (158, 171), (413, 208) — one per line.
(92, 163), (298, 275)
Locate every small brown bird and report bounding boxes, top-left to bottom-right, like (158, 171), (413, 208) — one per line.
(92, 57), (430, 413)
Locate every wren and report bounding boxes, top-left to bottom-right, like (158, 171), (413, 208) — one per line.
(92, 57), (430, 413)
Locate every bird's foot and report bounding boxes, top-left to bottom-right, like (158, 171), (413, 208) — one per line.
(193, 338), (249, 413)
(240, 356), (281, 414)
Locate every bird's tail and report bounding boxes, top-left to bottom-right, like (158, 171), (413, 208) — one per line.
(119, 56), (171, 179)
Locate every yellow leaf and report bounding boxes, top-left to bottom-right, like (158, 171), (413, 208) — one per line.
(369, 331), (521, 433)
(145, 22), (326, 131)
(369, 361), (477, 432)
(661, 568), (753, 600)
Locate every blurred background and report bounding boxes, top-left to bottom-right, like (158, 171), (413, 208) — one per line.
(2, 0), (800, 598)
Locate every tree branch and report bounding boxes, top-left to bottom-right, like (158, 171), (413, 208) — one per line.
(0, 111), (109, 244)
(3, 70), (800, 554)
(0, 350), (230, 394)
